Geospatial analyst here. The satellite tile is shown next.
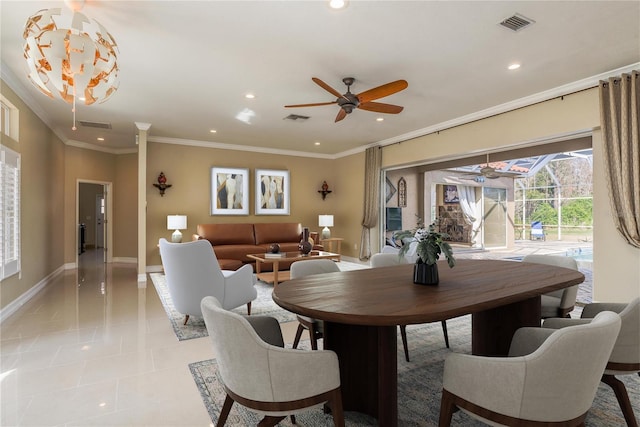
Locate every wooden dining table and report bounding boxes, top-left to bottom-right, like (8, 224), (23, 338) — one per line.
(272, 258), (585, 426)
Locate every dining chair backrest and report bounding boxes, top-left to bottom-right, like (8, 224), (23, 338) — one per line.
(370, 252), (407, 267)
(522, 254), (579, 317)
(290, 259), (340, 279)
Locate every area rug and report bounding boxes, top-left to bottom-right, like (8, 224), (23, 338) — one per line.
(150, 261), (369, 341)
(189, 315), (638, 426)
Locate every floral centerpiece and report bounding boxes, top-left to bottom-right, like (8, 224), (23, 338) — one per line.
(394, 217), (455, 284)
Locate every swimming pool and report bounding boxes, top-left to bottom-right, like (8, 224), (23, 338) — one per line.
(566, 248), (593, 262)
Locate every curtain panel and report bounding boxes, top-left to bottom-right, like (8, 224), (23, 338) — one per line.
(360, 147), (382, 260)
(599, 70), (640, 248)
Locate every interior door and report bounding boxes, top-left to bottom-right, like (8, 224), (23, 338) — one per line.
(482, 187), (507, 248)
(96, 194), (105, 249)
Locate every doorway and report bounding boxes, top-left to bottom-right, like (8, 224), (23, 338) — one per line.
(77, 180), (113, 265)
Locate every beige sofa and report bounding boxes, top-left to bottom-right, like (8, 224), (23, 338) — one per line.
(193, 222), (322, 271)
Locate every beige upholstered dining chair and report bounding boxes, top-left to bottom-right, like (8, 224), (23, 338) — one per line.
(369, 253), (450, 362)
(201, 296), (344, 426)
(439, 311), (621, 426)
(158, 238), (257, 324)
(544, 297), (640, 426)
(521, 254), (579, 318)
(290, 259), (340, 350)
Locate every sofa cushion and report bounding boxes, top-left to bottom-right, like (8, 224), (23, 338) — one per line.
(254, 222), (302, 245)
(197, 223), (256, 245)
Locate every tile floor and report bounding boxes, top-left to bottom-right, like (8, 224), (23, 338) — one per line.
(0, 250), (301, 426)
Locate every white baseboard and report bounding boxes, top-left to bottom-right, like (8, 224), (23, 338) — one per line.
(146, 264), (163, 273)
(0, 265), (65, 323)
(113, 257), (137, 264)
(64, 262), (76, 270)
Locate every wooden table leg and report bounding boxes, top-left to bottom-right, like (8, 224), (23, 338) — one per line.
(472, 295), (541, 356)
(324, 322), (398, 426)
(273, 261), (279, 285)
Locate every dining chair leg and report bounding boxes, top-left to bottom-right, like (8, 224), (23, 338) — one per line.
(290, 415), (296, 424)
(216, 394), (234, 427)
(601, 374), (639, 427)
(438, 389), (456, 427)
(246, 301), (252, 315)
(309, 324), (319, 350)
(441, 320), (450, 348)
(329, 388), (345, 427)
(399, 325), (410, 362)
(292, 324), (305, 349)
(183, 314), (190, 325)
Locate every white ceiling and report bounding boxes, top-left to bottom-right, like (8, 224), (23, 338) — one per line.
(1, 1), (639, 157)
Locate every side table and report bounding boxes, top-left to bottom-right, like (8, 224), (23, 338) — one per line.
(320, 238), (343, 260)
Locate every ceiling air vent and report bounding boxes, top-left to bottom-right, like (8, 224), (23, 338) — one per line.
(499, 14), (535, 32)
(284, 114), (310, 121)
(78, 120), (112, 129)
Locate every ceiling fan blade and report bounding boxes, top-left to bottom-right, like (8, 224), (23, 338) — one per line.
(335, 109), (347, 122)
(358, 101), (404, 114)
(312, 77), (344, 99)
(357, 80), (408, 103)
(285, 101), (337, 108)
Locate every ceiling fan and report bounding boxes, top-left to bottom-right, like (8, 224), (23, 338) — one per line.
(285, 77), (408, 122)
(462, 154), (522, 180)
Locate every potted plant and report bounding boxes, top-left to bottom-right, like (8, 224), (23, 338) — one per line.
(394, 218), (455, 285)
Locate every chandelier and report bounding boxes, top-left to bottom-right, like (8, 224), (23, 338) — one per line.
(23, 1), (119, 129)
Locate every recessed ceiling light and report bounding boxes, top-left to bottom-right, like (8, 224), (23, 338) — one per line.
(97, 137), (104, 141)
(314, 142), (321, 146)
(209, 129), (217, 133)
(245, 93), (255, 99)
(329, 0), (347, 9)
(508, 63), (521, 70)
(376, 117), (384, 122)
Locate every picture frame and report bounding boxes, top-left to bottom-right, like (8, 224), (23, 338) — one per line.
(444, 184), (459, 203)
(211, 167), (249, 215)
(255, 169), (290, 215)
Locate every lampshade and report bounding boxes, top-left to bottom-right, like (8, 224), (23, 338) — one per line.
(167, 215), (187, 243)
(318, 215), (334, 227)
(167, 215), (187, 230)
(319, 215), (333, 240)
(23, 5), (119, 129)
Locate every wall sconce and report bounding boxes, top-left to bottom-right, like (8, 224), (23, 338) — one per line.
(319, 214), (334, 239)
(167, 215), (187, 243)
(318, 180), (332, 200)
(153, 172), (172, 196)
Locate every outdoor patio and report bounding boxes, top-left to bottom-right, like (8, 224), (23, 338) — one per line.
(452, 239), (594, 308)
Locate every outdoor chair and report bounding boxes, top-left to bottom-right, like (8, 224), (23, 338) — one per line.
(201, 296), (344, 426)
(521, 254), (579, 318)
(439, 311), (621, 426)
(530, 221), (546, 241)
(158, 238), (257, 324)
(370, 252), (450, 362)
(544, 297), (640, 427)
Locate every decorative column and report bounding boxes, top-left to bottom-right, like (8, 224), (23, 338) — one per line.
(136, 122), (151, 285)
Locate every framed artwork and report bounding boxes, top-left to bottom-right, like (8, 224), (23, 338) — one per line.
(211, 167), (249, 215)
(385, 177), (396, 203)
(255, 169), (290, 215)
(397, 177), (407, 207)
(444, 185), (459, 203)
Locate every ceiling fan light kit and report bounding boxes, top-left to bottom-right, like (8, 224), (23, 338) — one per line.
(285, 77), (408, 122)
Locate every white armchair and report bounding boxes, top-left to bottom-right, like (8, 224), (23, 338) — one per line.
(544, 297), (640, 426)
(158, 238), (257, 324)
(201, 296), (344, 426)
(370, 253), (450, 362)
(439, 311), (621, 426)
(522, 254), (579, 318)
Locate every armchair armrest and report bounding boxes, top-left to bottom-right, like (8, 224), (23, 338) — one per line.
(221, 264), (257, 310)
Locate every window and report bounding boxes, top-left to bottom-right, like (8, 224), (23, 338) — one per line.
(0, 96), (19, 141)
(1, 144), (20, 279)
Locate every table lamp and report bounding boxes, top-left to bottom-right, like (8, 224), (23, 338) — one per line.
(167, 215), (187, 243)
(318, 215), (334, 240)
